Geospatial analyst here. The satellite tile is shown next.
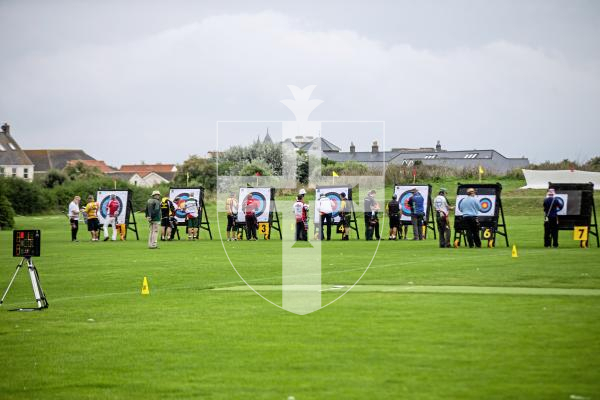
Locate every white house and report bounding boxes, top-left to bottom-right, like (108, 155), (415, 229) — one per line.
(0, 123), (34, 182)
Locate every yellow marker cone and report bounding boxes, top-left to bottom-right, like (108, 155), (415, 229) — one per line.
(141, 276), (150, 295)
(512, 245), (518, 258)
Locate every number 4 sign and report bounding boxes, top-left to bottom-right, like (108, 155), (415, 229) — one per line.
(573, 226), (589, 241)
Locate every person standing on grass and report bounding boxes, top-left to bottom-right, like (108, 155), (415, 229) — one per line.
(339, 192), (351, 241)
(103, 194), (119, 241)
(185, 193), (200, 240)
(364, 190), (380, 240)
(460, 188), (484, 248)
(160, 195), (175, 241)
(543, 188), (560, 248)
(84, 195), (100, 241)
(408, 188), (425, 240)
(146, 190), (161, 249)
(225, 192), (238, 241)
(68, 195), (82, 242)
(318, 193), (334, 241)
(242, 193), (258, 240)
(293, 195), (309, 241)
(387, 193), (400, 240)
(434, 188), (453, 248)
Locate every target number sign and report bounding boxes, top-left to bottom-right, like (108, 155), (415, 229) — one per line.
(573, 226), (588, 241)
(259, 222), (270, 238)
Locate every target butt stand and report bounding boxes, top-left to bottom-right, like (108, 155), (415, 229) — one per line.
(0, 230), (48, 311)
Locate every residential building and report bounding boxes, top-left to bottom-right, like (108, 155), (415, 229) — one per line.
(0, 123), (35, 181)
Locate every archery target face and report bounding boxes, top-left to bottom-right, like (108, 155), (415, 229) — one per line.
(393, 185), (430, 222)
(97, 190), (128, 225)
(169, 188), (202, 223)
(553, 194), (568, 216)
(455, 195), (497, 216)
(237, 187), (271, 223)
(314, 187), (349, 224)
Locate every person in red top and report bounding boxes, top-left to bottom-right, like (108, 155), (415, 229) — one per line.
(103, 194), (120, 241)
(243, 193), (259, 241)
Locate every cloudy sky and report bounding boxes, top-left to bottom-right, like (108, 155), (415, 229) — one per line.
(1, 0), (599, 166)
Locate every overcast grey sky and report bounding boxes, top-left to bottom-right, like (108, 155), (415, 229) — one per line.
(1, 0), (599, 166)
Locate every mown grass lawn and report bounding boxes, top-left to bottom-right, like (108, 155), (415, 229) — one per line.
(0, 189), (599, 399)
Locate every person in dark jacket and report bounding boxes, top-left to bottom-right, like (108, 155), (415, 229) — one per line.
(543, 188), (561, 248)
(387, 194), (400, 240)
(407, 188), (425, 240)
(145, 190), (162, 249)
(363, 190), (380, 240)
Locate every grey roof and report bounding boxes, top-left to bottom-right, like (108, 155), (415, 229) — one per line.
(0, 131), (33, 166)
(324, 151), (397, 163)
(24, 149), (95, 171)
(106, 171), (137, 181)
(326, 149), (527, 163)
(298, 137), (341, 152)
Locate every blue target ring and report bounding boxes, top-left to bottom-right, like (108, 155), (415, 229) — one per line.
(399, 191), (413, 216)
(479, 197), (493, 214)
(325, 192), (342, 217)
(555, 196), (565, 212)
(99, 196), (123, 219)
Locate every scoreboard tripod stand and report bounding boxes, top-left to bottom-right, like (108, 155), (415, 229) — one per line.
(0, 256), (48, 311)
(0, 230), (48, 311)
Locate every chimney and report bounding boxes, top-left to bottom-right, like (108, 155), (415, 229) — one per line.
(436, 140), (441, 152)
(371, 140), (379, 153)
(350, 142), (356, 153)
(1, 123), (9, 136)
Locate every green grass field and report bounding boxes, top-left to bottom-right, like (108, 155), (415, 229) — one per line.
(1, 190), (600, 399)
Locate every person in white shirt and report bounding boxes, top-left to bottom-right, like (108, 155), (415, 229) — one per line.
(433, 188), (454, 248)
(185, 193), (200, 240)
(293, 195), (309, 241)
(318, 193), (334, 241)
(68, 196), (82, 242)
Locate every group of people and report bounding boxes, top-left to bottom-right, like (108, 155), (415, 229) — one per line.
(145, 190), (201, 249)
(224, 191), (260, 241)
(70, 187), (566, 249)
(68, 194), (123, 242)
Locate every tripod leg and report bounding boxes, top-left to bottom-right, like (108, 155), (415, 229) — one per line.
(0, 259), (25, 306)
(28, 259), (48, 309)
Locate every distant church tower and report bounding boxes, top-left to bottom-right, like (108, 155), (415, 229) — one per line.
(436, 140), (442, 152)
(263, 128), (273, 144)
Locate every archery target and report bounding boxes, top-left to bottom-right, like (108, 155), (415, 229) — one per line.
(169, 188), (202, 223)
(455, 195), (497, 216)
(393, 185), (431, 222)
(315, 186), (350, 224)
(97, 190), (129, 225)
(237, 187), (271, 223)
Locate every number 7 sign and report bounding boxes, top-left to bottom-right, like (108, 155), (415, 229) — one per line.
(573, 226), (589, 241)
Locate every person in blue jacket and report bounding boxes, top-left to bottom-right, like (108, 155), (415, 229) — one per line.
(543, 188), (561, 248)
(407, 188), (425, 240)
(460, 188), (485, 248)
